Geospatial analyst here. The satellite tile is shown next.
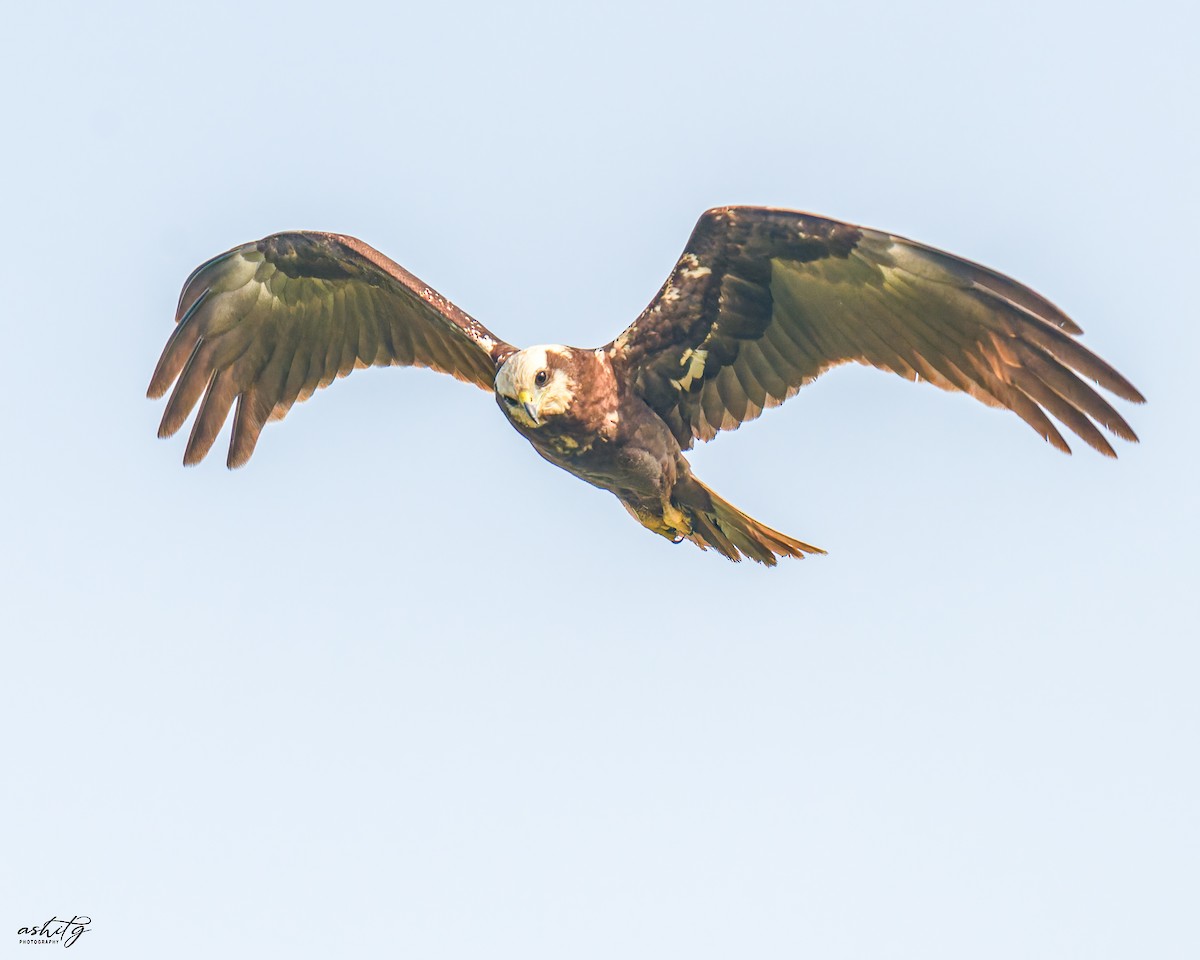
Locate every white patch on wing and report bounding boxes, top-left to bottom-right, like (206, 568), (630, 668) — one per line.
(671, 348), (708, 391)
(677, 252), (712, 280)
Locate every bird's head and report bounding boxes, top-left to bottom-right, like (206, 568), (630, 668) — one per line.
(494, 345), (579, 429)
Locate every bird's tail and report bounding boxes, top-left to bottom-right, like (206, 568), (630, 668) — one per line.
(682, 479), (825, 566)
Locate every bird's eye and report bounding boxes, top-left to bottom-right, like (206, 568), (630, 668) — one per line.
(534, 370), (549, 387)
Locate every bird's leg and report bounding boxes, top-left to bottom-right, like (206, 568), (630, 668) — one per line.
(660, 497), (692, 540)
(620, 500), (689, 544)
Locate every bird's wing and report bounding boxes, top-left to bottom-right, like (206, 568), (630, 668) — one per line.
(148, 232), (516, 467)
(608, 206), (1143, 455)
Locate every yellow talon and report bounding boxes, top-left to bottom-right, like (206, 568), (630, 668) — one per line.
(621, 501), (690, 542)
(661, 501), (691, 537)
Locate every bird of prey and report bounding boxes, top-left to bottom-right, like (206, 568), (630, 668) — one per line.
(148, 206), (1143, 565)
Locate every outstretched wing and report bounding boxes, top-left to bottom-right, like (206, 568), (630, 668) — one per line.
(149, 232), (516, 467)
(609, 206), (1143, 456)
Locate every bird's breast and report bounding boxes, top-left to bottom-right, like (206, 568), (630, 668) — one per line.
(526, 417), (604, 459)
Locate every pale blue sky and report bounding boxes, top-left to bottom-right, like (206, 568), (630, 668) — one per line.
(4, 1), (1197, 957)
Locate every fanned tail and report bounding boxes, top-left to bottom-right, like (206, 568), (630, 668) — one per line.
(683, 479), (824, 566)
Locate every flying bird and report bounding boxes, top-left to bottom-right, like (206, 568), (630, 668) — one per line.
(148, 206), (1143, 565)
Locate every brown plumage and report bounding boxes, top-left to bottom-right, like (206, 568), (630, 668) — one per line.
(148, 206), (1144, 564)
(147, 232), (513, 467)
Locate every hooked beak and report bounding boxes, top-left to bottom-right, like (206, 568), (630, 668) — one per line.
(518, 389), (540, 425)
